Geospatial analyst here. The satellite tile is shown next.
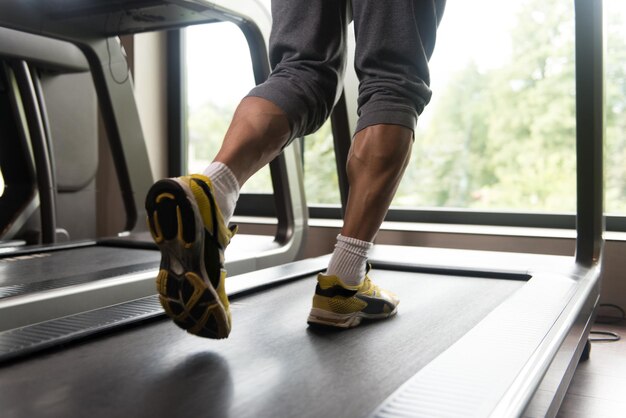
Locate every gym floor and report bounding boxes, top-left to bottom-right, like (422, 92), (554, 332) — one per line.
(557, 322), (626, 418)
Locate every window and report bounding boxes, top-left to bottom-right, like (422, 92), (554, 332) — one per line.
(389, 0), (626, 222)
(183, 1), (625, 229)
(393, 0), (577, 212)
(303, 120), (341, 205)
(184, 21), (272, 193)
(184, 18), (341, 205)
(604, 0), (626, 215)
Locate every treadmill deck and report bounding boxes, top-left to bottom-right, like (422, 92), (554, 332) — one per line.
(0, 269), (523, 418)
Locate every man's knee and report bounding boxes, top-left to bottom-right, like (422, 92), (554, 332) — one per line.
(350, 124), (413, 169)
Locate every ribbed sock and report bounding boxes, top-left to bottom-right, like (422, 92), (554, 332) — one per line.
(202, 162), (240, 225)
(325, 234), (372, 286)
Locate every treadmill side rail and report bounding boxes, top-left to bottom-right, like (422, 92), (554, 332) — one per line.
(369, 263), (600, 418)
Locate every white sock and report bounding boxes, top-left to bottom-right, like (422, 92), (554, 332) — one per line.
(325, 234), (372, 286)
(202, 162), (240, 225)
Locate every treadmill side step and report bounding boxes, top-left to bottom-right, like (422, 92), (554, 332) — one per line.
(0, 255), (330, 364)
(0, 295), (163, 364)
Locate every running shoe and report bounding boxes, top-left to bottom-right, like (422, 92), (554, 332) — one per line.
(145, 174), (236, 339)
(307, 267), (399, 328)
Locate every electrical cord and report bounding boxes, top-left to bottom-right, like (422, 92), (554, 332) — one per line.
(105, 12), (130, 85)
(590, 303), (624, 343)
(589, 330), (620, 342)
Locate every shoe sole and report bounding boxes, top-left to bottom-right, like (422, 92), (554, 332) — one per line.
(145, 178), (230, 339)
(307, 307), (398, 328)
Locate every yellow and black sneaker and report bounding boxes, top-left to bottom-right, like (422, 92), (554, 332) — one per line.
(145, 174), (236, 339)
(307, 268), (399, 328)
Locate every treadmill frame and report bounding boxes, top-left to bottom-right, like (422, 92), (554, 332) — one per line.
(0, 1), (307, 328)
(0, 1), (605, 417)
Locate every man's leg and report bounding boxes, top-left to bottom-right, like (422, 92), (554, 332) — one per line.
(308, 1), (446, 328)
(147, 0), (350, 339)
(331, 0), (446, 281)
(212, 97), (291, 187)
(306, 125), (411, 329)
(321, 0), (443, 289)
(321, 125), (412, 287)
(144, 97), (291, 340)
(201, 97), (291, 225)
(205, 0), (351, 225)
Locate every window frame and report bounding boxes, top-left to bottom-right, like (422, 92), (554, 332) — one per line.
(170, 4), (623, 234)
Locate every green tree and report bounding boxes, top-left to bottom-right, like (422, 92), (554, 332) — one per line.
(396, 0), (579, 212)
(604, 3), (626, 213)
(303, 120), (340, 204)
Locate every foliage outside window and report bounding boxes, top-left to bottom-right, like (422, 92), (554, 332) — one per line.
(604, 0), (626, 214)
(185, 21), (339, 202)
(303, 120), (340, 205)
(185, 1), (626, 218)
(185, 21), (272, 193)
(392, 0), (626, 215)
(395, 0), (577, 211)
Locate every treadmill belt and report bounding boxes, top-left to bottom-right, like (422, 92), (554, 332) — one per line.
(0, 246), (160, 290)
(0, 269), (523, 418)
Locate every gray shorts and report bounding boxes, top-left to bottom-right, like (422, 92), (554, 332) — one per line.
(248, 0), (446, 143)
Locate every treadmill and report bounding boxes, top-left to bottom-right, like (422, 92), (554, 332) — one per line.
(0, 1), (603, 417)
(0, 1), (307, 332)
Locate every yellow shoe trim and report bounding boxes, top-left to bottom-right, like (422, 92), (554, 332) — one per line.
(153, 210), (166, 243)
(148, 216), (163, 244)
(189, 177), (214, 239)
(156, 269), (168, 296)
(189, 174), (234, 249)
(317, 274), (360, 291)
(156, 192), (175, 203)
(184, 272), (209, 310)
(307, 308), (363, 328)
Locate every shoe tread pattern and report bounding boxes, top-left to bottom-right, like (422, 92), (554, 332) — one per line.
(146, 178), (230, 339)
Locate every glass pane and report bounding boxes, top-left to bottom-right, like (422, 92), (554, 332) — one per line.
(393, 0), (577, 212)
(604, 0), (626, 214)
(185, 21), (272, 193)
(303, 120), (341, 205)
